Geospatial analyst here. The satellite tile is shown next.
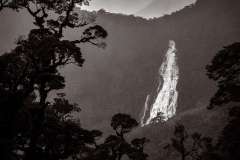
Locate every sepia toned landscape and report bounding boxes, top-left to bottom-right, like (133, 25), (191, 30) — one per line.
(0, 0), (239, 160)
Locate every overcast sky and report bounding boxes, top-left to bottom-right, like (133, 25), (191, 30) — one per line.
(80, 0), (197, 18)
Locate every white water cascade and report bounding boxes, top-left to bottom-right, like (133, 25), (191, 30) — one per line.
(141, 40), (179, 126)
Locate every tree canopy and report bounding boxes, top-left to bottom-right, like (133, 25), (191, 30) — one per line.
(206, 42), (240, 160)
(0, 1), (150, 160)
(206, 42), (240, 108)
(0, 1), (108, 159)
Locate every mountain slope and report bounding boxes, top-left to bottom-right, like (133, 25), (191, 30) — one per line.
(63, 2), (240, 159)
(62, 0), (240, 133)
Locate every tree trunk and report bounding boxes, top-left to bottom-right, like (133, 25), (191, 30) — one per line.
(25, 82), (48, 160)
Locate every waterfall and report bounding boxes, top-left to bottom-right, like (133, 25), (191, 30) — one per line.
(141, 40), (179, 126)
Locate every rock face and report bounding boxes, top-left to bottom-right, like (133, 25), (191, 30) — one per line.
(141, 40), (179, 126)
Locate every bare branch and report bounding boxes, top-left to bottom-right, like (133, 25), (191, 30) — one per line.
(58, 0), (75, 37)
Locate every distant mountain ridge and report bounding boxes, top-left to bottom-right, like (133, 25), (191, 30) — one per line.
(136, 0), (197, 18)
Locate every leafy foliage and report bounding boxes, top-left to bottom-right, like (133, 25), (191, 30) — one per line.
(111, 113), (138, 138)
(0, 2), (148, 160)
(168, 124), (218, 160)
(12, 95), (103, 160)
(91, 113), (149, 160)
(0, 1), (108, 160)
(206, 42), (240, 108)
(206, 42), (240, 160)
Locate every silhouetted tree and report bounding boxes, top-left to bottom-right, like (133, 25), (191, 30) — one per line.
(91, 113), (148, 160)
(171, 124), (189, 160)
(169, 124), (217, 160)
(17, 94), (103, 160)
(0, 1), (107, 159)
(206, 42), (240, 160)
(111, 113), (138, 139)
(128, 137), (149, 160)
(206, 42), (240, 108)
(0, 2), (149, 160)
